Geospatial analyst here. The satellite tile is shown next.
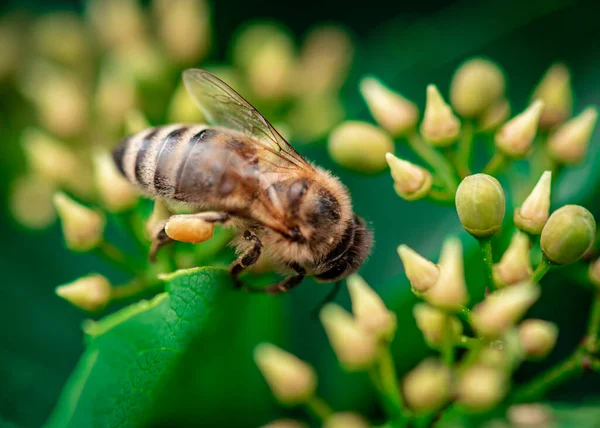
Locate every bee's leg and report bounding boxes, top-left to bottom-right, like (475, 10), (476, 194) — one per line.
(230, 230), (262, 288)
(244, 264), (306, 295)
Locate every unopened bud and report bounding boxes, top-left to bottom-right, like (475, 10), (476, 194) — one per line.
(420, 85), (461, 147)
(165, 215), (215, 244)
(590, 258), (600, 288)
(493, 231), (532, 287)
(86, 0), (145, 49)
(456, 365), (507, 411)
(385, 153), (432, 201)
(472, 282), (540, 338)
(450, 58), (505, 118)
(33, 12), (89, 66)
(154, 0), (211, 64)
(261, 420), (307, 428)
(328, 121), (394, 173)
(320, 303), (378, 371)
(547, 107), (598, 165)
(424, 237), (469, 311)
(532, 64), (572, 129)
(96, 63), (137, 130)
(360, 77), (419, 137)
(518, 319), (558, 359)
(323, 413), (369, 428)
(53, 192), (105, 251)
(478, 329), (525, 370)
(254, 343), (317, 405)
(495, 100), (544, 158)
(514, 171), (552, 235)
(413, 303), (462, 347)
(397, 245), (439, 293)
(146, 199), (173, 238)
(167, 82), (205, 124)
(93, 150), (138, 212)
(541, 205), (596, 265)
(508, 403), (554, 427)
(479, 99), (510, 132)
(347, 275), (397, 341)
(287, 92), (344, 141)
(403, 359), (452, 413)
(56, 274), (112, 312)
(9, 175), (56, 229)
(455, 174), (505, 239)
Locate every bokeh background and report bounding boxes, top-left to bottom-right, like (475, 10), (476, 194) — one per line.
(1, 0), (600, 426)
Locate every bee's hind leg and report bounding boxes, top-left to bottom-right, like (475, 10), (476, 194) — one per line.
(243, 263), (306, 295)
(230, 230), (262, 288)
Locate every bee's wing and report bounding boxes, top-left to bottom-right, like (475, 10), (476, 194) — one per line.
(182, 69), (312, 171)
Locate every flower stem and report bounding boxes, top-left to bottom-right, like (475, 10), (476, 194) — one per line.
(406, 132), (458, 195)
(584, 292), (600, 352)
(305, 396), (334, 422)
(456, 121), (474, 178)
(532, 258), (553, 283)
(482, 151), (508, 175)
(478, 238), (496, 292)
(94, 240), (141, 274)
(369, 346), (409, 427)
(442, 314), (455, 366)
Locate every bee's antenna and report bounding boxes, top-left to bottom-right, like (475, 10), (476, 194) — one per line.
(310, 280), (343, 319)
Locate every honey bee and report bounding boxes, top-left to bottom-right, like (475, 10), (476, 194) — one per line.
(113, 69), (372, 294)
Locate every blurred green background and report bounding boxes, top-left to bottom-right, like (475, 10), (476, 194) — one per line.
(1, 0), (600, 427)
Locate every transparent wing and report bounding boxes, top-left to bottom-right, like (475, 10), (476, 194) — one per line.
(182, 68), (311, 171)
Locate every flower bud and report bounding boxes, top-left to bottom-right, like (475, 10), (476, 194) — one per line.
(590, 258), (600, 288)
(385, 153), (432, 201)
(420, 85), (461, 147)
(86, 0), (145, 49)
(455, 174), (505, 239)
(167, 82), (205, 124)
(53, 192), (105, 252)
(450, 58), (505, 118)
(518, 319), (558, 359)
(471, 282), (540, 338)
(478, 332), (524, 371)
(540, 205), (596, 265)
(493, 231), (532, 287)
(508, 404), (553, 427)
(320, 303), (378, 371)
(479, 99), (511, 132)
(514, 171), (552, 235)
(288, 92), (344, 142)
(424, 237), (469, 311)
(397, 245), (439, 293)
(495, 100), (544, 158)
(261, 420), (307, 428)
(347, 275), (397, 341)
(456, 365), (507, 411)
(254, 343), (317, 405)
(547, 107), (598, 165)
(360, 77), (419, 137)
(33, 12), (89, 66)
(56, 274), (112, 312)
(146, 199), (173, 238)
(93, 150), (138, 213)
(328, 121), (394, 173)
(323, 413), (369, 428)
(413, 303), (462, 347)
(154, 0), (211, 64)
(165, 215), (215, 244)
(532, 63), (572, 129)
(9, 175), (56, 229)
(403, 359), (451, 413)
(96, 63), (137, 130)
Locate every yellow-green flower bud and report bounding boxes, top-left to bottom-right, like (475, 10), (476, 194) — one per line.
(590, 258), (600, 288)
(55, 274), (112, 312)
(9, 175), (56, 229)
(420, 85), (461, 147)
(547, 107), (598, 165)
(508, 404), (553, 427)
(360, 77), (419, 137)
(493, 231), (532, 287)
(323, 413), (369, 428)
(532, 63), (573, 129)
(347, 275), (397, 341)
(53, 192), (105, 252)
(450, 58), (505, 118)
(33, 12), (89, 66)
(478, 331), (524, 370)
(514, 171), (552, 235)
(385, 153), (432, 201)
(495, 100), (544, 158)
(320, 303), (378, 371)
(456, 365), (507, 411)
(471, 282), (540, 338)
(96, 62), (137, 130)
(261, 420), (307, 428)
(424, 237), (469, 311)
(86, 0), (145, 49)
(167, 82), (205, 124)
(479, 99), (511, 132)
(328, 121), (394, 173)
(413, 303), (462, 347)
(540, 205), (596, 265)
(397, 245), (439, 293)
(455, 174), (505, 239)
(518, 319), (558, 359)
(402, 359), (451, 413)
(254, 343), (317, 405)
(93, 150), (138, 213)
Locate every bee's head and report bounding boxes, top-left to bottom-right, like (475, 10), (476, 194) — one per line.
(314, 215), (373, 282)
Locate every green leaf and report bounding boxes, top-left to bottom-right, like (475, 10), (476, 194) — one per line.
(46, 267), (283, 428)
(548, 401), (600, 428)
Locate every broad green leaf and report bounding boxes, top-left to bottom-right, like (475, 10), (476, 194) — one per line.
(46, 268), (283, 428)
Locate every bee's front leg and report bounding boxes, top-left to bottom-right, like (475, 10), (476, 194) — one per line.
(230, 230), (262, 288)
(243, 263), (306, 295)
